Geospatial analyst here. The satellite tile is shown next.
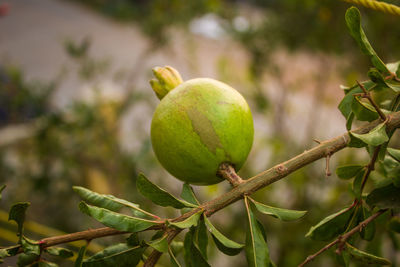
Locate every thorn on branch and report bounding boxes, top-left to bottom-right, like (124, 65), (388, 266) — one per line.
(325, 153), (331, 177)
(313, 139), (321, 144)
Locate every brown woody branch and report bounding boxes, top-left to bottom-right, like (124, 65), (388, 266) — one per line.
(298, 209), (388, 267)
(6, 111), (400, 264)
(143, 111), (400, 266)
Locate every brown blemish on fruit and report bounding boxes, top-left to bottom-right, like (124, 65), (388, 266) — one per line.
(186, 107), (223, 154)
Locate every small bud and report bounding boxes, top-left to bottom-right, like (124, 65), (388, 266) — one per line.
(150, 66), (183, 100)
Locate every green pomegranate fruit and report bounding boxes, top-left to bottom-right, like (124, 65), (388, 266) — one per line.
(150, 66), (254, 185)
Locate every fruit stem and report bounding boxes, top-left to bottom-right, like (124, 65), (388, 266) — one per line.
(217, 163), (244, 187)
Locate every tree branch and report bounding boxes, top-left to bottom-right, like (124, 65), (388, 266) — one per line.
(6, 112), (400, 265)
(298, 209), (388, 267)
(143, 111), (400, 266)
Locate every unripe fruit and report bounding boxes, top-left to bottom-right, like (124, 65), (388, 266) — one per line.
(150, 67), (254, 185)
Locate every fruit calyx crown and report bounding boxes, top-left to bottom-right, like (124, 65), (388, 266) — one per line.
(150, 66), (183, 100)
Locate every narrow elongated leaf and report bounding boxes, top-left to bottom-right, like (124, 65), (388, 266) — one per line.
(352, 171), (364, 200)
(359, 206), (375, 241)
(306, 206), (355, 241)
(9, 202), (30, 237)
(366, 183), (400, 209)
(388, 148), (400, 162)
(169, 247), (182, 267)
(244, 197), (269, 267)
(79, 202), (160, 232)
(170, 209), (203, 229)
(345, 7), (390, 74)
(181, 183), (200, 205)
(346, 243), (391, 265)
(83, 244), (145, 267)
(351, 123), (388, 146)
(336, 165), (364, 180)
(0, 184), (5, 201)
(137, 173), (196, 208)
(196, 217), (208, 259)
(388, 217), (400, 233)
(184, 228), (210, 267)
(148, 234), (168, 253)
(74, 245), (87, 267)
(73, 186), (153, 218)
(250, 198), (307, 221)
(346, 112), (354, 130)
(204, 216), (243, 256)
(45, 247), (74, 258)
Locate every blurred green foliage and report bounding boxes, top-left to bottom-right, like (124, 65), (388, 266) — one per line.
(1, 1), (400, 266)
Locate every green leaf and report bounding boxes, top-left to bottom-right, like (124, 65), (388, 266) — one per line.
(366, 183), (400, 209)
(169, 209), (203, 229)
(137, 173), (196, 209)
(17, 253), (38, 267)
(203, 216), (243, 256)
(148, 233), (168, 253)
(345, 243), (391, 265)
(244, 197), (269, 267)
(369, 68), (400, 92)
(336, 165), (364, 180)
(345, 7), (390, 74)
(346, 112), (354, 131)
(348, 133), (366, 148)
(388, 148), (400, 162)
(0, 248), (10, 259)
(21, 236), (40, 255)
(196, 217), (208, 259)
(184, 228), (210, 267)
(250, 198), (307, 221)
(82, 244), (145, 267)
(352, 97), (379, 122)
(181, 183), (200, 205)
(359, 206), (375, 241)
(0, 184), (5, 201)
(74, 245), (87, 267)
(306, 206), (355, 241)
(352, 171), (363, 200)
(45, 247), (74, 258)
(338, 86), (363, 119)
(79, 202), (160, 232)
(388, 217), (400, 233)
(73, 186), (153, 218)
(9, 202), (30, 238)
(170, 241), (184, 255)
(169, 247), (182, 267)
(351, 123), (388, 146)
(126, 233), (140, 247)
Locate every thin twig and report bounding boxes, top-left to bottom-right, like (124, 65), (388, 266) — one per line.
(4, 112), (400, 264)
(360, 145), (381, 193)
(357, 81), (387, 121)
(217, 163), (244, 187)
(298, 209), (388, 267)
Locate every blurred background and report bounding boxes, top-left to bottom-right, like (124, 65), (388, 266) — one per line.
(0, 0), (399, 266)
